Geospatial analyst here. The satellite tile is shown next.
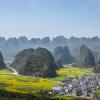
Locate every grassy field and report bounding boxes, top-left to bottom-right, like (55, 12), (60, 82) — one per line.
(0, 65), (94, 93)
(0, 66), (94, 99)
(51, 64), (93, 81)
(96, 90), (100, 99)
(0, 69), (59, 94)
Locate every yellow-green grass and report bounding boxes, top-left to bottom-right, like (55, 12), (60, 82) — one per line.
(51, 64), (93, 81)
(52, 96), (73, 100)
(51, 96), (91, 100)
(0, 69), (59, 94)
(96, 90), (100, 99)
(0, 65), (94, 95)
(0, 69), (13, 74)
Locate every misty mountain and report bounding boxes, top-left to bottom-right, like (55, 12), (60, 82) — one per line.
(75, 44), (95, 68)
(0, 51), (5, 68)
(53, 46), (73, 67)
(0, 36), (100, 63)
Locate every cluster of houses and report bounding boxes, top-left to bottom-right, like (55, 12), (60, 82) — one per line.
(50, 74), (100, 98)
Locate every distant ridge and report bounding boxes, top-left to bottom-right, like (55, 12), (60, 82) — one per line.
(0, 35), (99, 64)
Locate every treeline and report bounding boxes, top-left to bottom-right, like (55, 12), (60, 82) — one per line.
(0, 89), (91, 100)
(0, 89), (53, 100)
(0, 36), (100, 62)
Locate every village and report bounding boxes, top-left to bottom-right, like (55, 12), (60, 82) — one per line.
(50, 74), (100, 99)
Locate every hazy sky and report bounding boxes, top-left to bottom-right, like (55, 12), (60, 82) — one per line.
(0, 0), (100, 38)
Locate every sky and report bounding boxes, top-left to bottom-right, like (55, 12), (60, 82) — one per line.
(0, 0), (100, 39)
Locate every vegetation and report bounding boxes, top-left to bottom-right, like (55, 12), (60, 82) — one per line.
(53, 46), (73, 67)
(0, 51), (5, 69)
(0, 90), (74, 100)
(51, 64), (93, 81)
(94, 66), (100, 73)
(51, 96), (73, 100)
(94, 60), (100, 73)
(0, 69), (91, 100)
(96, 90), (100, 99)
(74, 97), (90, 100)
(0, 90), (91, 100)
(11, 47), (58, 78)
(0, 66), (94, 100)
(0, 36), (100, 64)
(75, 44), (95, 68)
(0, 69), (59, 94)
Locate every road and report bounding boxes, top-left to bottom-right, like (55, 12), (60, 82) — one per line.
(7, 66), (19, 75)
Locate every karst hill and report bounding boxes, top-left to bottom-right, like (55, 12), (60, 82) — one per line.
(11, 47), (58, 78)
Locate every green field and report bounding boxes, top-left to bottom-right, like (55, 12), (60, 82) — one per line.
(0, 65), (94, 93)
(0, 69), (59, 94)
(51, 64), (93, 81)
(96, 90), (100, 99)
(0, 65), (94, 99)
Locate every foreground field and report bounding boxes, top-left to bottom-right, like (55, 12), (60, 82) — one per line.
(0, 69), (59, 94)
(0, 69), (90, 100)
(0, 89), (91, 100)
(52, 64), (93, 81)
(0, 66), (95, 100)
